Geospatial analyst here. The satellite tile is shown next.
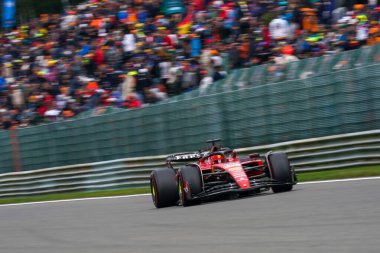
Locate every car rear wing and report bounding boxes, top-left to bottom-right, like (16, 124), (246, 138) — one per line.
(166, 152), (202, 169)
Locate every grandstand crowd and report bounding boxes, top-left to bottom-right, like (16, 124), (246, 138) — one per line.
(0, 0), (379, 129)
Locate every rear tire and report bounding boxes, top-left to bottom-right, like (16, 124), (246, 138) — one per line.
(178, 165), (202, 207)
(150, 169), (179, 208)
(267, 152), (293, 193)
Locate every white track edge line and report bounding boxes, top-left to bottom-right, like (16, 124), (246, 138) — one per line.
(1, 176), (380, 208)
(298, 176), (380, 185)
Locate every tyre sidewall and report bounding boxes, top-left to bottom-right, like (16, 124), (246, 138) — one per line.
(267, 152), (293, 193)
(151, 169), (178, 208)
(178, 165), (202, 206)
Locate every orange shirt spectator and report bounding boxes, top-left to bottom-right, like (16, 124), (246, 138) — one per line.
(302, 9), (319, 33)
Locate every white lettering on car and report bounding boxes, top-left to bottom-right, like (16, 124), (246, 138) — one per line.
(172, 153), (200, 160)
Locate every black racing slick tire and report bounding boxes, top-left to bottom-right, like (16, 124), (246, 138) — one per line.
(150, 169), (179, 208)
(178, 165), (202, 207)
(267, 152), (293, 193)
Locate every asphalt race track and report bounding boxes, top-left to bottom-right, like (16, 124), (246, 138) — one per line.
(0, 178), (379, 253)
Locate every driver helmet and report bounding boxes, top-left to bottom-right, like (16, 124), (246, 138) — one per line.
(212, 154), (223, 164)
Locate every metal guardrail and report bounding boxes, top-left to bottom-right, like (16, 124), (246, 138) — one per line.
(1, 129), (380, 198)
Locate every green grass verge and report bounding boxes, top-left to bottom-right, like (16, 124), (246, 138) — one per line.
(1, 165), (380, 205)
(0, 187), (150, 205)
(297, 165), (380, 182)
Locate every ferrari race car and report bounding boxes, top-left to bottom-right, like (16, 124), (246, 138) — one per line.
(150, 139), (297, 208)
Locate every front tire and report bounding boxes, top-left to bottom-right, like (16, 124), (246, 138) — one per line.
(267, 152), (294, 193)
(150, 169), (179, 208)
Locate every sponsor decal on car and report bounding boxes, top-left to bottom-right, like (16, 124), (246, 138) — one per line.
(170, 153), (201, 161)
(222, 162), (242, 168)
(224, 163), (250, 188)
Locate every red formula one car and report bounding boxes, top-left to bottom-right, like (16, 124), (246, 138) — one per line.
(150, 139), (297, 208)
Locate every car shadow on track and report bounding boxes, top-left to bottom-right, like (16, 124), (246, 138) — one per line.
(149, 188), (300, 210)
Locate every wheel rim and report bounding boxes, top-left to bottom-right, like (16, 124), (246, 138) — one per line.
(178, 177), (185, 206)
(178, 180), (182, 194)
(151, 176), (158, 206)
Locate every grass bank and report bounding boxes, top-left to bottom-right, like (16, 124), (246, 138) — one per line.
(1, 165), (380, 205)
(297, 165), (380, 182)
(0, 187), (150, 205)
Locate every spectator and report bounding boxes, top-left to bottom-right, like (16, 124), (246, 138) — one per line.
(199, 69), (213, 94)
(0, 0), (379, 130)
(269, 15), (292, 40)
